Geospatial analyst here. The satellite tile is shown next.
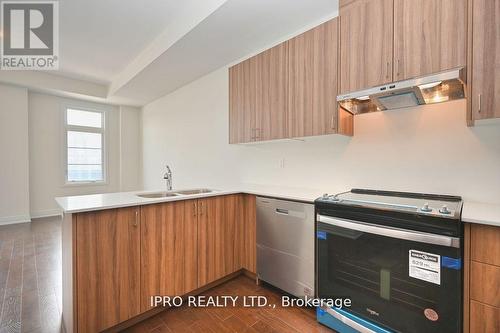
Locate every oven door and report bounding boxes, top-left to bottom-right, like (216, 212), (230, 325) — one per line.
(316, 215), (462, 333)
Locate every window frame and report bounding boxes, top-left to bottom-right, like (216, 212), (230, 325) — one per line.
(63, 105), (107, 186)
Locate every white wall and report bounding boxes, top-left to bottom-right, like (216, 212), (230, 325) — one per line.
(28, 93), (142, 218)
(142, 67), (500, 204)
(119, 106), (143, 191)
(142, 68), (241, 190)
(0, 84), (31, 224)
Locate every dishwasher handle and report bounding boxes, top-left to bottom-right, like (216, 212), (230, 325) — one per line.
(275, 208), (289, 215)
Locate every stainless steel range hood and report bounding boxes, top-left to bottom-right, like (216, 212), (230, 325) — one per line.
(337, 67), (466, 115)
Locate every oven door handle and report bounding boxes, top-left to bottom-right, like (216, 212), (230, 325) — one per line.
(317, 215), (460, 248)
(321, 307), (379, 333)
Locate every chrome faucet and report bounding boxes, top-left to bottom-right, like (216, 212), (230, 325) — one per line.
(163, 165), (172, 191)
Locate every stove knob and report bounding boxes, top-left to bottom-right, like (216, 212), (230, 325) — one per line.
(439, 205), (451, 214)
(322, 193), (329, 198)
(421, 203), (432, 212)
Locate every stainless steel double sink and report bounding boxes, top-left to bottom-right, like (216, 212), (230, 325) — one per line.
(136, 188), (214, 199)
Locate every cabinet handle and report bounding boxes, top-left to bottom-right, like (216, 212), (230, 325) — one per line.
(330, 114), (335, 129)
(397, 59), (401, 78)
(478, 94), (481, 113)
(386, 61), (390, 80)
(134, 210), (139, 227)
(193, 202), (197, 217)
(198, 201), (204, 216)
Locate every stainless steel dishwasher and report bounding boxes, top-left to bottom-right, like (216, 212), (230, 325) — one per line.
(256, 196), (315, 297)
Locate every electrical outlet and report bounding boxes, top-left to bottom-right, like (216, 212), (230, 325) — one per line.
(279, 158), (285, 169)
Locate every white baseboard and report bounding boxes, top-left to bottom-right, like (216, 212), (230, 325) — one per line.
(0, 214), (32, 226)
(31, 209), (63, 219)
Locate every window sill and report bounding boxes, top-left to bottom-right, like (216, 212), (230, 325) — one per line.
(63, 181), (108, 187)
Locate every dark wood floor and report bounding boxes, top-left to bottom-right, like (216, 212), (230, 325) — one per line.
(0, 217), (332, 333)
(0, 217), (62, 333)
(125, 276), (331, 333)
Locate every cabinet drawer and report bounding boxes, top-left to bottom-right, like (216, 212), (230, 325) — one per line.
(470, 301), (500, 333)
(470, 261), (500, 307)
(471, 224), (500, 266)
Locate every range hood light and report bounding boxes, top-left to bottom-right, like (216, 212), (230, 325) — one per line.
(418, 81), (442, 90)
(427, 92), (449, 104)
(337, 67), (465, 115)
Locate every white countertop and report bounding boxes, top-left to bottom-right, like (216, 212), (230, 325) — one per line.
(462, 201), (500, 227)
(56, 186), (500, 228)
(55, 184), (324, 213)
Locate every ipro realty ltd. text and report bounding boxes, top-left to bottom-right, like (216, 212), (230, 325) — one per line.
(151, 295), (351, 309)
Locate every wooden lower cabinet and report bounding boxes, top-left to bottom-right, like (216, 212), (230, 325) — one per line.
(140, 200), (198, 312)
(470, 261), (500, 308)
(471, 223), (500, 266)
(465, 223), (500, 333)
(238, 194), (257, 273)
(470, 301), (500, 333)
(198, 196), (238, 285)
(73, 194), (256, 332)
(198, 194), (256, 284)
(75, 207), (141, 333)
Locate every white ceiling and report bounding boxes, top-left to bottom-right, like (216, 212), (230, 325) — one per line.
(113, 0), (339, 105)
(58, 0), (200, 83)
(0, 0), (339, 106)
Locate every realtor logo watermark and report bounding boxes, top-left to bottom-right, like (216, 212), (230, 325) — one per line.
(1, 1), (59, 70)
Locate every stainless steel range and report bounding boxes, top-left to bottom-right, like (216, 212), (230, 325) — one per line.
(315, 189), (463, 333)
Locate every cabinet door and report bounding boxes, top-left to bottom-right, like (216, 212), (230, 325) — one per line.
(470, 261), (500, 308)
(229, 59), (256, 143)
(222, 194), (240, 275)
(471, 0), (500, 121)
(253, 42), (289, 141)
(197, 195), (241, 286)
(471, 224), (500, 266)
(339, 0), (393, 93)
(394, 0), (467, 81)
(470, 301), (500, 333)
(288, 18), (339, 138)
(236, 194), (256, 273)
(140, 200), (197, 312)
(198, 196), (225, 285)
(76, 207), (141, 332)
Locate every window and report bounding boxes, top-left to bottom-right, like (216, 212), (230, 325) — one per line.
(65, 108), (105, 183)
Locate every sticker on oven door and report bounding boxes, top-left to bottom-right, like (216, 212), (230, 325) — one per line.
(409, 250), (441, 285)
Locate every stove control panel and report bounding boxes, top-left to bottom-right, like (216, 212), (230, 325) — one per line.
(439, 205), (451, 214)
(316, 190), (462, 220)
(421, 203), (432, 212)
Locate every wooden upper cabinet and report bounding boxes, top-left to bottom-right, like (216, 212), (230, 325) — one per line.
(229, 43), (288, 143)
(229, 60), (255, 144)
(288, 19), (339, 138)
(471, 0), (500, 121)
(140, 200), (198, 312)
(75, 207), (141, 333)
(339, 0), (394, 94)
(394, 0), (467, 81)
(254, 43), (288, 142)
